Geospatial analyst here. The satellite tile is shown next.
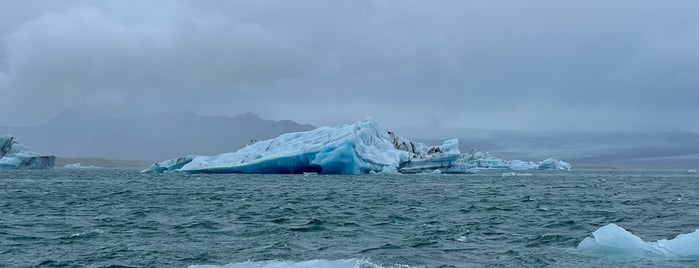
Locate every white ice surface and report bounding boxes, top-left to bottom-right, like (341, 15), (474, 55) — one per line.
(577, 223), (699, 258)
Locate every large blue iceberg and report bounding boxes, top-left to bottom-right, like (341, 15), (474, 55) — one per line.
(143, 118), (570, 174)
(0, 135), (56, 169)
(577, 223), (699, 258)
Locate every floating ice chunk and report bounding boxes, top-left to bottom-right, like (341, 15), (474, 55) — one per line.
(538, 158), (571, 170)
(577, 223), (699, 258)
(689, 169), (697, 174)
(0, 135), (55, 169)
(577, 224), (654, 256)
(454, 149), (571, 171)
(141, 156), (194, 173)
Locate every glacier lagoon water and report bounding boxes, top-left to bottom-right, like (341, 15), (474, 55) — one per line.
(1, 169), (697, 267)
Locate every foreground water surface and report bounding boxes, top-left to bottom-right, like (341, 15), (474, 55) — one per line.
(0, 169), (697, 267)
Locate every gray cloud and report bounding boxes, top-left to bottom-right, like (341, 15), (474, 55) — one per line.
(1, 0), (697, 131)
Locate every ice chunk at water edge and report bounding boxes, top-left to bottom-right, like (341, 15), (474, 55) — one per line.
(577, 223), (699, 258)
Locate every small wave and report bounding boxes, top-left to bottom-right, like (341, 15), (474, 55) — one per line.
(358, 243), (402, 253)
(577, 223), (699, 258)
(189, 259), (399, 268)
(526, 234), (572, 247)
(501, 172), (532, 177)
(289, 219), (328, 232)
(52, 229), (104, 240)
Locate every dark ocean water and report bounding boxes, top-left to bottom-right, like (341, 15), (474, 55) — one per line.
(0, 169), (697, 267)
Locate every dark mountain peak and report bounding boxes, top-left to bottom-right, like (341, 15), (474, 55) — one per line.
(234, 111), (262, 121)
(46, 110), (115, 126)
(0, 110), (316, 160)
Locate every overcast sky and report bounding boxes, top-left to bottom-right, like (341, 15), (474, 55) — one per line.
(0, 0), (697, 132)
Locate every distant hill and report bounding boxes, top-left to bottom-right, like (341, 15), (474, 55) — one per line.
(0, 111), (315, 163)
(55, 157), (153, 168)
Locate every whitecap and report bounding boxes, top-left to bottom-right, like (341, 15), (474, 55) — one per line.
(501, 172), (532, 177)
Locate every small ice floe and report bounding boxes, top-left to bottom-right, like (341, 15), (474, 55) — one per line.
(577, 223), (699, 258)
(688, 169), (697, 174)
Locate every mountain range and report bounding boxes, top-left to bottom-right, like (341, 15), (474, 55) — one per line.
(0, 111), (314, 166)
(1, 112), (696, 169)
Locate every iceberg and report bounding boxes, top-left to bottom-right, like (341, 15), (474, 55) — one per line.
(143, 118), (570, 174)
(144, 118), (458, 174)
(577, 223), (699, 258)
(453, 148), (572, 171)
(0, 135), (55, 169)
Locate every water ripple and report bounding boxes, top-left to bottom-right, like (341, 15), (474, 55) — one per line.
(0, 169), (697, 267)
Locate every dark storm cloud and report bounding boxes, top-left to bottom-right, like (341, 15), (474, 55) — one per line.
(0, 0), (697, 131)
